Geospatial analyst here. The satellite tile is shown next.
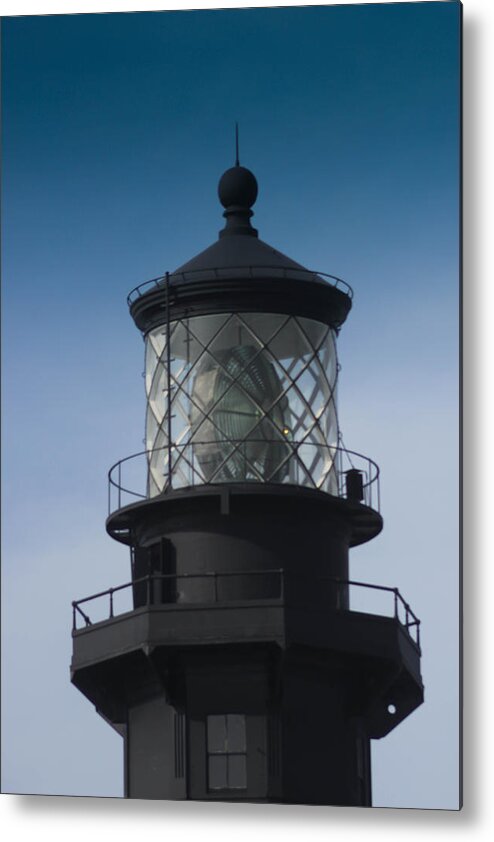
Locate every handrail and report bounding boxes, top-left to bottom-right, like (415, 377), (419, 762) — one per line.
(72, 601), (93, 628)
(71, 572), (420, 648)
(107, 442), (380, 516)
(329, 577), (421, 648)
(126, 267), (353, 306)
(72, 569), (284, 631)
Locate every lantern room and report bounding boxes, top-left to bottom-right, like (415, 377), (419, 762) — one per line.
(127, 164), (370, 511)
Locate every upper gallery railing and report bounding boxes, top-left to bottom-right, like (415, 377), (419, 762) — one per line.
(107, 442), (380, 516)
(127, 268), (353, 306)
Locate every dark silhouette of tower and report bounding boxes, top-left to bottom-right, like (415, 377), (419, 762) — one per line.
(71, 160), (423, 805)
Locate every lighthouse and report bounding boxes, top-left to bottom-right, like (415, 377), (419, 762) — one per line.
(71, 159), (423, 805)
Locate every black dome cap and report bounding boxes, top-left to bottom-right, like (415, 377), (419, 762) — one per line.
(218, 166), (258, 210)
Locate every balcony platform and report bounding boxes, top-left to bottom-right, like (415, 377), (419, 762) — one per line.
(71, 595), (423, 740)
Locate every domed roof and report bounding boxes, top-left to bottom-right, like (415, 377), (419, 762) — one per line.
(129, 161), (352, 333)
(172, 163), (326, 285)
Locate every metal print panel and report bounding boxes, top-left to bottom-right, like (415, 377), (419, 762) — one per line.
(1, 1), (461, 811)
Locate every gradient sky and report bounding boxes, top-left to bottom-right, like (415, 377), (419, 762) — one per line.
(1, 2), (460, 808)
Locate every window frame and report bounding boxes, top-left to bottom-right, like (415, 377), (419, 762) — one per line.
(206, 713), (248, 792)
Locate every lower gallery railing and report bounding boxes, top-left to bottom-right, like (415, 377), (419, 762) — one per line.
(72, 571), (420, 648)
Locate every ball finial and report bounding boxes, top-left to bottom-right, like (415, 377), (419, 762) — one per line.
(218, 166), (258, 210)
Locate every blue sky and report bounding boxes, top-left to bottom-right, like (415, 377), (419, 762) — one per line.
(2, 2), (460, 808)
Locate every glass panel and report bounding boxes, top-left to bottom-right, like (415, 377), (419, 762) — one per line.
(185, 314), (232, 357)
(147, 361), (166, 421)
(296, 316), (329, 352)
(208, 314), (262, 356)
(192, 439), (237, 484)
(208, 755), (228, 790)
(145, 338), (159, 394)
(226, 714), (246, 752)
(170, 319), (204, 373)
(147, 329), (165, 358)
(227, 755), (247, 789)
(171, 390), (192, 432)
(146, 411), (159, 452)
(144, 314), (340, 495)
(207, 715), (227, 753)
(238, 312), (288, 348)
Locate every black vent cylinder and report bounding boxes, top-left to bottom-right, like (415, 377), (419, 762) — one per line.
(346, 469), (364, 502)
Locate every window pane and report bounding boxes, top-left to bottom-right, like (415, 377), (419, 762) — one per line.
(208, 755), (228, 790)
(207, 714), (226, 753)
(226, 714), (246, 752)
(227, 754), (247, 789)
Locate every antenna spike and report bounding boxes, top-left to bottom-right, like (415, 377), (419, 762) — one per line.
(235, 122), (240, 167)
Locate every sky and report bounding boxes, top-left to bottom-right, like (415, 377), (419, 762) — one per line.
(2, 1), (460, 810)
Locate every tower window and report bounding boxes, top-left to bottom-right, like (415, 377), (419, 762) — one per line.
(206, 714), (247, 791)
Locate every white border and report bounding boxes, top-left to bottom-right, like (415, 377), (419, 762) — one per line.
(0, 0), (445, 15)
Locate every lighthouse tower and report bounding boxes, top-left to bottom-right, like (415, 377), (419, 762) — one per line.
(71, 160), (423, 805)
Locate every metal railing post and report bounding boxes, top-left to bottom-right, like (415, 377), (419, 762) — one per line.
(165, 271), (173, 491)
(109, 589), (114, 618)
